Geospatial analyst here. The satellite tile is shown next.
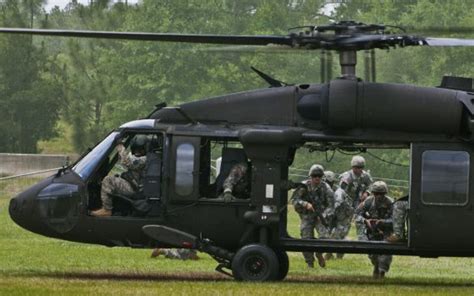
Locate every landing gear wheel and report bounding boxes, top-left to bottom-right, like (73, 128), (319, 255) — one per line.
(232, 244), (279, 282)
(275, 249), (289, 281)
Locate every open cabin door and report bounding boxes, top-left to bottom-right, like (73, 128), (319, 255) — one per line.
(410, 143), (474, 252)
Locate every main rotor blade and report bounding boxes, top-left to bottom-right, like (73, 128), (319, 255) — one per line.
(423, 37), (474, 46)
(0, 27), (293, 46)
(195, 44), (301, 53)
(404, 26), (474, 35)
(2, 27), (474, 50)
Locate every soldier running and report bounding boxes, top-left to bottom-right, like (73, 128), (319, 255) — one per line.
(339, 155), (373, 209)
(386, 195), (409, 243)
(291, 164), (335, 268)
(355, 181), (394, 279)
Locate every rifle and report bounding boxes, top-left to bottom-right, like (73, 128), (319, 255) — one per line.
(310, 201), (329, 227)
(362, 211), (385, 240)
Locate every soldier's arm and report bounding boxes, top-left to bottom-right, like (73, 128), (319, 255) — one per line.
(379, 203), (394, 227)
(223, 164), (246, 193)
(364, 173), (374, 187)
(354, 200), (369, 225)
(120, 149), (146, 170)
(290, 187), (306, 206)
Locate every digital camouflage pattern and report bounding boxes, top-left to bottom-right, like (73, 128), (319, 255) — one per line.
(330, 188), (353, 240)
(160, 249), (199, 260)
(223, 162), (250, 199)
(355, 194), (394, 274)
(118, 146), (147, 189)
(339, 169), (373, 208)
(291, 180), (334, 265)
(100, 146), (146, 210)
(392, 199), (409, 238)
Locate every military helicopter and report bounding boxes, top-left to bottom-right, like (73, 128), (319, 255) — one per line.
(6, 20), (474, 281)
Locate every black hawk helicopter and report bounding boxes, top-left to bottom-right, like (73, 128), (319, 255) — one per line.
(6, 21), (474, 281)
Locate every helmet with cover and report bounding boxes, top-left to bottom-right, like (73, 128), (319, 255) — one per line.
(130, 135), (148, 154)
(324, 171), (337, 183)
(351, 155), (366, 168)
(308, 164), (324, 177)
(371, 181), (388, 194)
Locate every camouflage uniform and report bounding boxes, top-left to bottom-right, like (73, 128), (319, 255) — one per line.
(339, 169), (373, 209)
(291, 180), (334, 265)
(100, 147), (146, 210)
(392, 196), (409, 239)
(330, 188), (354, 240)
(355, 194), (394, 276)
(223, 162), (250, 199)
(159, 249), (199, 260)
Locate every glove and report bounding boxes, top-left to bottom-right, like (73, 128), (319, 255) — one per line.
(223, 192), (235, 202)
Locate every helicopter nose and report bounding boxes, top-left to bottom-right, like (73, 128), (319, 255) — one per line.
(9, 192), (37, 231)
(8, 177), (54, 234)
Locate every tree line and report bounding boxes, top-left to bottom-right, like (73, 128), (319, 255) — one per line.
(0, 0), (471, 183)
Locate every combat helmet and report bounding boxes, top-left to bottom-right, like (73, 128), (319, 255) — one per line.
(324, 171), (337, 183)
(371, 181), (388, 194)
(308, 164), (324, 176)
(130, 135), (148, 153)
(351, 155), (366, 168)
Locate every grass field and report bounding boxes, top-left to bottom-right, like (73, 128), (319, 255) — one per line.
(1, 194), (474, 295)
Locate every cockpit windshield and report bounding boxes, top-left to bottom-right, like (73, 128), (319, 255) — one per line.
(72, 132), (119, 180)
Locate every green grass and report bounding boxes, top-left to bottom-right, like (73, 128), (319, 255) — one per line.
(1, 196), (474, 295)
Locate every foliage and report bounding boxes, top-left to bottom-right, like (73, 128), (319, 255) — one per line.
(0, 0), (472, 186)
(0, 0), (62, 153)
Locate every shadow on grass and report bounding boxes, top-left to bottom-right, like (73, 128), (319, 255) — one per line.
(9, 271), (474, 287)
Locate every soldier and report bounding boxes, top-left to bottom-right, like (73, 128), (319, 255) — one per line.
(91, 135), (147, 217)
(339, 155), (373, 209)
(291, 164), (335, 268)
(386, 195), (409, 243)
(151, 248), (199, 260)
(325, 187), (354, 260)
(222, 162), (250, 201)
(355, 181), (394, 279)
(324, 171), (338, 191)
(323, 170), (341, 260)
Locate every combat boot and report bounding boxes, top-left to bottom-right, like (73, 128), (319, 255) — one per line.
(386, 234), (403, 243)
(324, 253), (334, 261)
(372, 269), (379, 279)
(90, 208), (112, 217)
(372, 264), (380, 279)
(315, 253), (326, 268)
(189, 251), (200, 260)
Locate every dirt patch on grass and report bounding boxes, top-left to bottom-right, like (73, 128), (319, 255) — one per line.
(23, 271), (230, 282)
(12, 271), (474, 287)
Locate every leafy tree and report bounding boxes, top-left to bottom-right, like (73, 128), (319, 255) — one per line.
(0, 0), (62, 153)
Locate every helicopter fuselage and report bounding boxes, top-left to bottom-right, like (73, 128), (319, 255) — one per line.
(8, 78), (474, 280)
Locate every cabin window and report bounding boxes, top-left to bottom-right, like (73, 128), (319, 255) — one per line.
(175, 143), (195, 196)
(421, 150), (469, 206)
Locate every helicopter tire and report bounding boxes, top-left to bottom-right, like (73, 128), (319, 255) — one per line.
(231, 244), (279, 282)
(274, 249), (289, 281)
